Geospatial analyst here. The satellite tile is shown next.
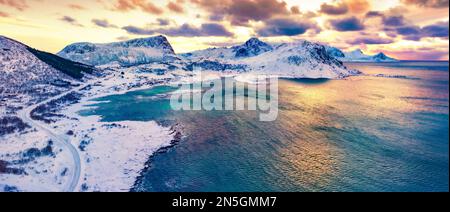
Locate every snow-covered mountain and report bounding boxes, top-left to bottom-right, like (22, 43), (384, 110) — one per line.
(58, 35), (180, 66)
(371, 52), (397, 62)
(0, 35), (95, 110)
(344, 49), (397, 62)
(183, 38), (358, 78)
(182, 37), (273, 60)
(326, 47), (397, 62)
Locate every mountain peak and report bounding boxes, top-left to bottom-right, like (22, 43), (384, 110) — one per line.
(234, 37), (273, 58)
(374, 52), (386, 57)
(352, 49), (364, 54)
(245, 37), (263, 45)
(113, 35), (175, 53)
(373, 52), (396, 61)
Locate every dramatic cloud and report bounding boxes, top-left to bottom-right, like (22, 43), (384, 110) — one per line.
(190, 0), (290, 26)
(329, 16), (365, 31)
(382, 16), (406, 27)
(319, 0), (370, 15)
(319, 2), (348, 15)
(209, 13), (225, 21)
(395, 26), (422, 39)
(123, 23), (234, 37)
(377, 49), (449, 60)
(198, 23), (234, 37)
(394, 21), (449, 40)
(122, 26), (153, 35)
(167, 1), (184, 13)
(422, 21), (449, 37)
(401, 0), (449, 8)
(346, 0), (371, 13)
(92, 19), (118, 28)
(157, 18), (170, 26)
(60, 16), (83, 27)
(365, 11), (384, 17)
(257, 18), (319, 36)
(68, 4), (86, 10)
(0, 0), (28, 11)
(115, 0), (163, 14)
(347, 36), (394, 45)
(290, 6), (301, 14)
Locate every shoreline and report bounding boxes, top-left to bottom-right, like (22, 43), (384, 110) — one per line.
(130, 123), (184, 192)
(2, 68), (361, 192)
(51, 72), (178, 192)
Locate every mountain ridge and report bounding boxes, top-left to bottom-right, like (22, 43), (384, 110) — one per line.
(326, 47), (397, 62)
(57, 35), (179, 66)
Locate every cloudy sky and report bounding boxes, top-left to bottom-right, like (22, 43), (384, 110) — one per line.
(0, 0), (448, 60)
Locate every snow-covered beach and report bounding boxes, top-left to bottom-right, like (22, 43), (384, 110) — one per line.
(1, 69), (182, 191)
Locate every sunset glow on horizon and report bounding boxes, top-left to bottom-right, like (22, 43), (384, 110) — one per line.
(1, 0), (448, 60)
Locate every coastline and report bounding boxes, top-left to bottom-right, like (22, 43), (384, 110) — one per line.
(1, 67), (361, 192)
(130, 123), (184, 192)
(0, 70), (179, 192)
(49, 71), (179, 192)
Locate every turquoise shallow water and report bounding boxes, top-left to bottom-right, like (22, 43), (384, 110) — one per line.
(80, 61), (449, 192)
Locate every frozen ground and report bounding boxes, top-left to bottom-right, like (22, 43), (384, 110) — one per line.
(1, 69), (177, 192)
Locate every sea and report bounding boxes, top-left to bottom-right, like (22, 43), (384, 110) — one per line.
(80, 61), (449, 192)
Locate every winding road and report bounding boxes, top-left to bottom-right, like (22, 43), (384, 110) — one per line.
(17, 86), (85, 192)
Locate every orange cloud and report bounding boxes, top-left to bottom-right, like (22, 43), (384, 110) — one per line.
(401, 0), (449, 8)
(0, 0), (28, 11)
(0, 10), (9, 17)
(115, 0), (163, 14)
(68, 4), (86, 10)
(345, 0), (370, 13)
(167, 1), (184, 13)
(291, 6), (301, 14)
(191, 0), (290, 26)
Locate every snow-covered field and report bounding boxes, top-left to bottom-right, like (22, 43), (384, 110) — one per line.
(1, 70), (177, 192)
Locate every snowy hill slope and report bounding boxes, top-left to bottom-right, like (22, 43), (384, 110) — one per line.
(58, 35), (180, 66)
(184, 38), (359, 78)
(343, 49), (397, 62)
(242, 41), (358, 78)
(325, 47), (397, 62)
(0, 35), (94, 110)
(182, 37), (273, 60)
